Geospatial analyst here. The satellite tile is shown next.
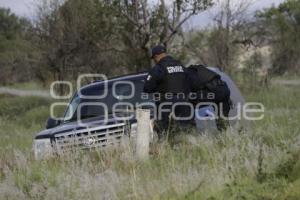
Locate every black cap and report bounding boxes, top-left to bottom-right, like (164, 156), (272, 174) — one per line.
(151, 45), (166, 58)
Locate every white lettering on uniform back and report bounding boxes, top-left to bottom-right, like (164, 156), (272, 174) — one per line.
(167, 66), (184, 73)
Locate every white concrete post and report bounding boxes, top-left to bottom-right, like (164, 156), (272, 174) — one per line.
(136, 108), (150, 160)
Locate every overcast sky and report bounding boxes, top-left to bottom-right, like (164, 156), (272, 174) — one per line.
(189, 0), (285, 28)
(0, 0), (285, 27)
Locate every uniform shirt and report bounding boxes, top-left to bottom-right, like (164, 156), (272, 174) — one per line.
(144, 56), (190, 95)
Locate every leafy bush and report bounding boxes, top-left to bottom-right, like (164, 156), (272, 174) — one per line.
(0, 96), (51, 120)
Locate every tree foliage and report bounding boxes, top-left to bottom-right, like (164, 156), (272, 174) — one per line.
(0, 8), (37, 84)
(186, 0), (252, 71)
(1, 0), (299, 86)
(256, 0), (300, 74)
(33, 0), (213, 85)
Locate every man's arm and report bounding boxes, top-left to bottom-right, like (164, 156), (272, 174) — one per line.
(143, 65), (165, 93)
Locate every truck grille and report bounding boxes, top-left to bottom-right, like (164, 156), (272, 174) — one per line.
(54, 123), (127, 152)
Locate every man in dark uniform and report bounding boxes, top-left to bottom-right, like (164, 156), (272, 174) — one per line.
(144, 45), (192, 137)
(186, 65), (231, 131)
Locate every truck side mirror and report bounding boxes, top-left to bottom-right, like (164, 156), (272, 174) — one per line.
(46, 117), (61, 129)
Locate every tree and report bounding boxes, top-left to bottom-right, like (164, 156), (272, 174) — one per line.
(256, 0), (300, 74)
(113, 0), (214, 71)
(186, 0), (253, 72)
(0, 8), (36, 84)
(34, 0), (127, 89)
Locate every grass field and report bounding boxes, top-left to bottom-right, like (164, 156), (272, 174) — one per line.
(0, 82), (299, 200)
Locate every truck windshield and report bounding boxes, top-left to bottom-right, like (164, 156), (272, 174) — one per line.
(64, 93), (80, 121)
(63, 80), (152, 122)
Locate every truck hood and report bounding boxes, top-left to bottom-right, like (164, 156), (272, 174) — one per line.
(35, 114), (136, 139)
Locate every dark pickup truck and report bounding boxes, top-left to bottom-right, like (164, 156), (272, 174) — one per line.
(33, 72), (157, 159)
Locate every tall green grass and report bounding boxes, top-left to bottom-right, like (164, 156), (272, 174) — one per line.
(0, 84), (299, 200)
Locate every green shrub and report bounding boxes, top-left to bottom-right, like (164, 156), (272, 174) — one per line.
(0, 96), (51, 120)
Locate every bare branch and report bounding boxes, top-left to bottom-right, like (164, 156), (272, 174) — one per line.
(164, 12), (194, 44)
